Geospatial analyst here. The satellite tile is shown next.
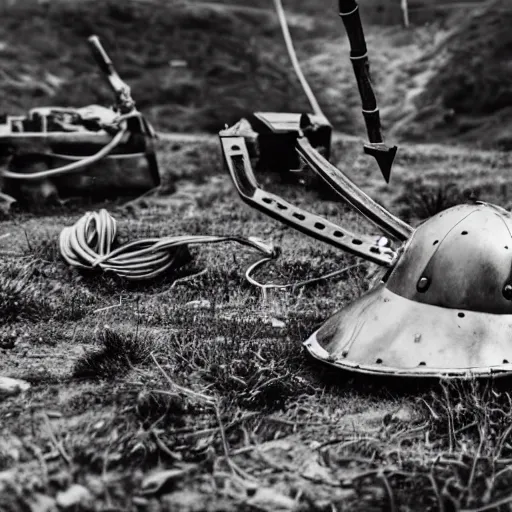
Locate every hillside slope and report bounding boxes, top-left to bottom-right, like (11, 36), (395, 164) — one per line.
(0, 0), (341, 133)
(393, 0), (512, 149)
(0, 0), (479, 139)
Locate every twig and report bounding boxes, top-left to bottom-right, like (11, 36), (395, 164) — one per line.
(466, 427), (485, 493)
(151, 431), (181, 461)
(380, 472), (397, 512)
(390, 421), (429, 442)
(454, 421), (478, 436)
(428, 472), (445, 512)
(437, 457), (470, 470)
(420, 397), (440, 421)
(461, 494), (512, 512)
(216, 404), (233, 469)
(42, 413), (71, 465)
(121, 186), (160, 209)
(94, 297), (124, 313)
(162, 411), (259, 438)
(490, 465), (512, 486)
(214, 404), (256, 483)
(170, 268), (208, 289)
(495, 422), (512, 459)
(151, 268), (209, 298)
(150, 353), (215, 405)
(442, 384), (455, 453)
(316, 436), (382, 451)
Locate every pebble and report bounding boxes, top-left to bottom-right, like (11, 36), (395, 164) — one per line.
(56, 484), (93, 510)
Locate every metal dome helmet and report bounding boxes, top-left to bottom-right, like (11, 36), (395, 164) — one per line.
(305, 203), (512, 378)
(220, 0), (512, 378)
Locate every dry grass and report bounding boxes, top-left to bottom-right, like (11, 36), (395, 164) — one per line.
(1, 0), (512, 510)
(2, 134), (512, 510)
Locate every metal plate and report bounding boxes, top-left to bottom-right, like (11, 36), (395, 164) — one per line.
(304, 284), (512, 378)
(387, 204), (512, 313)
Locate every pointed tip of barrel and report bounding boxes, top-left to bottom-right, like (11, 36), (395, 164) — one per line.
(364, 144), (397, 184)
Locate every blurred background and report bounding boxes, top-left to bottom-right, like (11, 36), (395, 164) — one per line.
(0, 0), (509, 149)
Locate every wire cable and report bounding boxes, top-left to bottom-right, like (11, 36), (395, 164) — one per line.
(59, 210), (363, 290)
(273, 0), (326, 119)
(59, 209), (277, 282)
(1, 111), (140, 181)
(246, 257), (362, 292)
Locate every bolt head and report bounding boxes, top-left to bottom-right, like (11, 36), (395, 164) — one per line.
(503, 284), (512, 300)
(417, 276), (430, 293)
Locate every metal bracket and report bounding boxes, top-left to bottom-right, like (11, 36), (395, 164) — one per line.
(220, 134), (395, 266)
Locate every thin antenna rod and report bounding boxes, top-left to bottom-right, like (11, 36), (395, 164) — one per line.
(273, 0), (325, 118)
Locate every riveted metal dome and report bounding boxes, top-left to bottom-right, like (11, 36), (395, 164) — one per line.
(305, 203), (512, 378)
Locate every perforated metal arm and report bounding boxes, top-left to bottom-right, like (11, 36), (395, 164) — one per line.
(220, 134), (395, 266)
(296, 136), (413, 241)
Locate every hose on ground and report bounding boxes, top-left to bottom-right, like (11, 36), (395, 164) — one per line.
(59, 209), (276, 281)
(1, 111), (140, 181)
(59, 209), (361, 290)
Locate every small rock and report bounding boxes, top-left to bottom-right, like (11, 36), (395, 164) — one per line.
(83, 475), (104, 497)
(383, 404), (415, 425)
(184, 300), (211, 309)
(246, 487), (296, 511)
(56, 484), (93, 510)
(44, 411), (62, 419)
(0, 376), (30, 399)
(261, 316), (286, 328)
(141, 465), (197, 495)
(132, 496), (149, 507)
(92, 420), (106, 431)
(169, 59), (188, 68)
(28, 493), (57, 512)
(270, 318), (286, 329)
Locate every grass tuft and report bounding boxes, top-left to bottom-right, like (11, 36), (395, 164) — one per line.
(74, 326), (154, 379)
(394, 177), (479, 222)
(0, 261), (50, 324)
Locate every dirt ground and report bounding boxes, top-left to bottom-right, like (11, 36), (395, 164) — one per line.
(2, 0), (512, 511)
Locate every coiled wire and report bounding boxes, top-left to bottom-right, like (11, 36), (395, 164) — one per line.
(59, 209), (362, 290)
(59, 209), (276, 281)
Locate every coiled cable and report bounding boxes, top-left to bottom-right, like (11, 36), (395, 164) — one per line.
(59, 209), (277, 281)
(59, 209), (362, 289)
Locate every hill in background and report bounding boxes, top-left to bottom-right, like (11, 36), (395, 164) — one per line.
(0, 0), (508, 150)
(391, 0), (512, 149)
(0, 0), (341, 133)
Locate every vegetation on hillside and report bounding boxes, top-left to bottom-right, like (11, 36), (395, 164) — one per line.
(0, 0), (498, 145)
(394, 0), (512, 149)
(0, 0), (334, 132)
